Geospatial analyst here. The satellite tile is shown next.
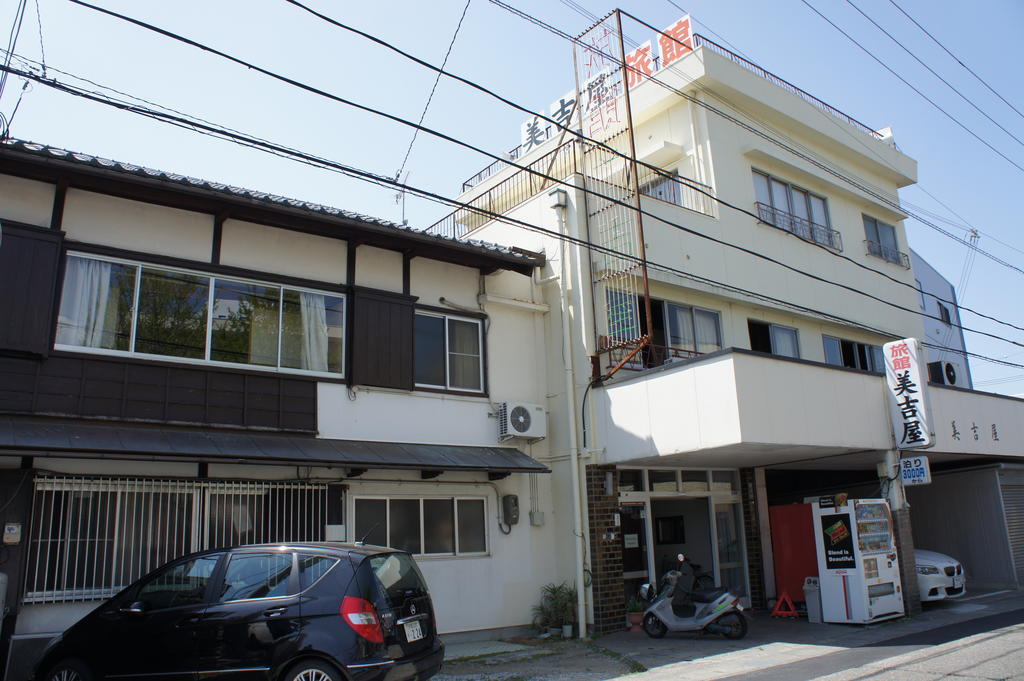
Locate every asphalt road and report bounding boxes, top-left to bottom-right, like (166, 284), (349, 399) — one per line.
(719, 608), (1024, 681)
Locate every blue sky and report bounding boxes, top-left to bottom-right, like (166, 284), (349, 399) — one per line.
(3, 0), (1023, 394)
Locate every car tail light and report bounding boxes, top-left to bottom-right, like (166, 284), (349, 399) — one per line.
(341, 596), (383, 643)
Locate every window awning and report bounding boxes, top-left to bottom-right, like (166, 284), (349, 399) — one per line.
(0, 416), (549, 474)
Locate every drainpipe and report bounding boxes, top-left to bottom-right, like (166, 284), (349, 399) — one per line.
(548, 188), (587, 638)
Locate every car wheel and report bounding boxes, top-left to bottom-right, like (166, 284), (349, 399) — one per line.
(45, 660), (93, 681)
(643, 612), (668, 638)
(717, 612), (748, 640)
(283, 661), (340, 681)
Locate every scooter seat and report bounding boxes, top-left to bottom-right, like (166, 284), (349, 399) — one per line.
(691, 587), (728, 603)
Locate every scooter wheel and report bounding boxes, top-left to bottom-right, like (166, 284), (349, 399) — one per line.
(643, 612), (668, 638)
(718, 612), (748, 640)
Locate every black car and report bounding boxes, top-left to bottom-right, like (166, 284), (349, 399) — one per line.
(33, 543), (444, 681)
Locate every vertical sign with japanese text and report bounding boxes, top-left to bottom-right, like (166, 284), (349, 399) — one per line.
(883, 338), (934, 450)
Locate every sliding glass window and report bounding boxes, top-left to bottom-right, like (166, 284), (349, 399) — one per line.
(56, 253), (346, 377)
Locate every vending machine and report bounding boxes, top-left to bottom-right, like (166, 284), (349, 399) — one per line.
(811, 498), (904, 624)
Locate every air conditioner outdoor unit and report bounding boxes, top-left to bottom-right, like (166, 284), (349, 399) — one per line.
(497, 402), (547, 441)
(927, 360), (963, 387)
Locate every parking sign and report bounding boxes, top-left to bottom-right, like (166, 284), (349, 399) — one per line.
(900, 455), (932, 486)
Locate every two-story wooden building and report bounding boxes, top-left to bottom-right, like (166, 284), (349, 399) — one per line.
(0, 139), (557, 679)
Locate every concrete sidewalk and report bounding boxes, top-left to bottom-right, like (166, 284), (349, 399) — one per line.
(438, 589), (1024, 681)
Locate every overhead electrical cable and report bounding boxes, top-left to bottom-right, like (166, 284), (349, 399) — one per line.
(799, 0), (1024, 175)
(394, 0), (471, 181)
(887, 0), (1024, 124)
(277, 0), (1024, 333)
(845, 0), (1024, 151)
(7, 61), (1024, 374)
(484, 0), (1024, 280)
(56, 0), (1024, 343)
(0, 0), (28, 103)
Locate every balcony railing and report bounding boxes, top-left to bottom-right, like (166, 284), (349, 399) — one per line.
(756, 202), (843, 251)
(598, 336), (705, 373)
(428, 140), (716, 240)
(864, 240), (911, 268)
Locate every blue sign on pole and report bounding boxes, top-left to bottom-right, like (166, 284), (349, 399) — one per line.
(900, 455), (931, 486)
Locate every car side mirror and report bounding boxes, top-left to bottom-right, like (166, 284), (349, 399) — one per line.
(120, 601), (147, 615)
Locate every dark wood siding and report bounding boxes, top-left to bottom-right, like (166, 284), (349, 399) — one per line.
(350, 289), (414, 390)
(0, 222), (64, 357)
(0, 354), (316, 432)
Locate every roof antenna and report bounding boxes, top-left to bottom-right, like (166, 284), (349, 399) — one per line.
(394, 171), (410, 226)
(356, 521), (383, 545)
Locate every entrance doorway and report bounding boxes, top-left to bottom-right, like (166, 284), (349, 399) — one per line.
(616, 468), (750, 604)
(650, 498), (712, 583)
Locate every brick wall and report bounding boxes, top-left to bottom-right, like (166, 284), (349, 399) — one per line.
(586, 464), (625, 635)
(892, 507), (922, 617)
(740, 468), (766, 609)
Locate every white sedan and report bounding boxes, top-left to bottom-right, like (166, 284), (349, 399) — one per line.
(915, 549), (966, 601)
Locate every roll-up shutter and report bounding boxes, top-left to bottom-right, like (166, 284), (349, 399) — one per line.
(350, 288), (415, 390)
(0, 222), (64, 356)
(1000, 483), (1024, 586)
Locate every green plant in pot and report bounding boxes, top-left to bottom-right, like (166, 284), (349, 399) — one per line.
(533, 582), (578, 637)
(626, 596), (646, 631)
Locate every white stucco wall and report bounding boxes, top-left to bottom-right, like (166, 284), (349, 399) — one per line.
(220, 219), (346, 284)
(0, 174), (54, 227)
(355, 245), (403, 292)
(63, 189), (213, 261)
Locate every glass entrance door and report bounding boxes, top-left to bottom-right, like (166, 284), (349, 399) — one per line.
(714, 502), (748, 595)
(620, 504), (650, 603)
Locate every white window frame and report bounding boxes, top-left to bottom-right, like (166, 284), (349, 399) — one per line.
(55, 251), (347, 379)
(351, 495), (489, 557)
(413, 311), (485, 393)
(822, 335), (883, 372)
(663, 302), (723, 354)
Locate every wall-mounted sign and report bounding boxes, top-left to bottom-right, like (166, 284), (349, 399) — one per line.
(520, 14), (693, 151)
(900, 455), (931, 486)
(883, 338), (934, 450)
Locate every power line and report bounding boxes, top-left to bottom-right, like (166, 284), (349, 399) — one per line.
(845, 0), (1024, 152)
(488, 1), (1024, 281)
(0, 0), (28, 104)
(276, 0), (1024, 337)
(394, 0), (471, 181)
(888, 0), (1024, 125)
(800, 0), (1024, 175)
(56, 1), (1024, 343)
(9, 62), (1024, 376)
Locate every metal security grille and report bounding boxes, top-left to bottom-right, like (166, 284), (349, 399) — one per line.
(25, 476), (327, 604)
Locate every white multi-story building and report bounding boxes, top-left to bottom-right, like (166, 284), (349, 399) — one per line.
(432, 17), (1024, 633)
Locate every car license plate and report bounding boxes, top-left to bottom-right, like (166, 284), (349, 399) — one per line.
(952, 576), (962, 589)
(404, 620), (424, 642)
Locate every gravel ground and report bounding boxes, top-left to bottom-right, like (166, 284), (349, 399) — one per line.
(435, 638), (645, 681)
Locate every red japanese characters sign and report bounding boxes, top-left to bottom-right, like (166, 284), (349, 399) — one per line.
(883, 338), (934, 450)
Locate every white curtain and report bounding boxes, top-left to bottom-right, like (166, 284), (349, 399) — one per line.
(299, 291), (328, 372)
(667, 305), (696, 352)
(56, 256), (114, 348)
(694, 309), (721, 354)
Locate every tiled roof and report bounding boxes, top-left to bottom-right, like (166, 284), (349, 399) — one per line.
(1, 139), (540, 264)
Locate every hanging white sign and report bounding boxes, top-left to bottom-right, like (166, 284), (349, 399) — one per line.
(883, 338), (934, 450)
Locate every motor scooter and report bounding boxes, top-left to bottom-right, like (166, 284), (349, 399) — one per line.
(638, 553), (749, 639)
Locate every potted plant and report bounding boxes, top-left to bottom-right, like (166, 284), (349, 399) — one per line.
(626, 596), (646, 632)
(533, 582), (577, 637)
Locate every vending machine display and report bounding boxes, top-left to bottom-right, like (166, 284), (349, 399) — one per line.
(811, 498), (904, 624)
